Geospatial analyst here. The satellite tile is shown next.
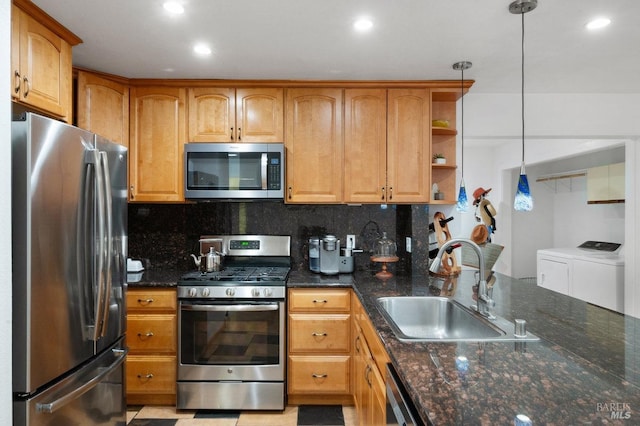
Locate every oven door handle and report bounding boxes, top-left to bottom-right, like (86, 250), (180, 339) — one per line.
(181, 303), (279, 312)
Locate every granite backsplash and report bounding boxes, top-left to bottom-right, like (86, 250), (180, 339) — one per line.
(128, 202), (434, 275)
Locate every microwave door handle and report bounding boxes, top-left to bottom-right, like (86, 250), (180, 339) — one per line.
(261, 153), (268, 190)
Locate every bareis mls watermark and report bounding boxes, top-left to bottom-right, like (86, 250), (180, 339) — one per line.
(596, 402), (632, 420)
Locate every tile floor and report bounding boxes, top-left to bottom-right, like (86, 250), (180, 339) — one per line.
(126, 405), (358, 426)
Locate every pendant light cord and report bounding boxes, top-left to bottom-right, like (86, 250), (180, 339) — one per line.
(520, 11), (526, 164)
(460, 66), (464, 178)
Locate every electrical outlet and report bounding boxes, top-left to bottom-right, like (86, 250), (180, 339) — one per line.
(406, 237), (412, 253)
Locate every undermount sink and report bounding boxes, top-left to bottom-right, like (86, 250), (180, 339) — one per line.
(376, 296), (540, 342)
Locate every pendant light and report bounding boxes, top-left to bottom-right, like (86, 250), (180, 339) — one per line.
(453, 61), (472, 212)
(510, 0), (537, 211)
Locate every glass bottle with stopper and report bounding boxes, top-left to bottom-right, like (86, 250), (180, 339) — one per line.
(371, 232), (399, 279)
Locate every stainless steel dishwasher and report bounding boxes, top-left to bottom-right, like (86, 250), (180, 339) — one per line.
(385, 364), (423, 426)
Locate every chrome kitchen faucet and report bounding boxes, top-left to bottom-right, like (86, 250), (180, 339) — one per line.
(429, 238), (496, 319)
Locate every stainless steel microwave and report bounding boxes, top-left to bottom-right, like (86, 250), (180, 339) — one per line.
(184, 143), (284, 200)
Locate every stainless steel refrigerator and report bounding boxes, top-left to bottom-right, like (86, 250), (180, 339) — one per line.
(12, 112), (128, 425)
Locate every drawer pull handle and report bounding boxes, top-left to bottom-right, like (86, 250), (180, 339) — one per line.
(312, 299), (327, 304)
(137, 373), (154, 380)
(312, 373), (328, 378)
(137, 331), (154, 339)
(312, 332), (327, 337)
(137, 298), (154, 305)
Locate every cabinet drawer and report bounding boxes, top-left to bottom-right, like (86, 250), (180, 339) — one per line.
(126, 355), (176, 394)
(127, 288), (177, 311)
(127, 314), (176, 353)
(288, 356), (350, 394)
(289, 314), (350, 353)
(289, 289), (351, 312)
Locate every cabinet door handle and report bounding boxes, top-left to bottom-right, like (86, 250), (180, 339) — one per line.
(14, 70), (21, 94)
(389, 187), (393, 200)
(230, 127), (234, 141)
(312, 332), (327, 337)
(365, 365), (372, 386)
(238, 127), (241, 141)
(137, 331), (154, 339)
(312, 373), (328, 378)
(137, 373), (154, 380)
(137, 298), (154, 305)
(381, 187), (385, 201)
(312, 299), (327, 304)
(23, 77), (30, 98)
(288, 186), (292, 200)
(130, 185), (135, 200)
(355, 335), (361, 353)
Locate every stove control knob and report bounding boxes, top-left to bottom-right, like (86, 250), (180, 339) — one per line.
(188, 288), (197, 298)
(264, 288), (273, 297)
(252, 288), (261, 297)
(225, 288), (236, 297)
(202, 287), (210, 297)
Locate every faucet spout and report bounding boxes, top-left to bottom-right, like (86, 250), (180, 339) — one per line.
(429, 238), (495, 319)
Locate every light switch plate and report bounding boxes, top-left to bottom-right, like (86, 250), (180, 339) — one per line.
(346, 234), (356, 249)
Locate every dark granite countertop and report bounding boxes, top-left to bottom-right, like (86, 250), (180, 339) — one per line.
(126, 268), (182, 288)
(289, 269), (640, 425)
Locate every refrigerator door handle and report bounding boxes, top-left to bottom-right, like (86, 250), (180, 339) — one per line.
(35, 347), (128, 414)
(93, 149), (107, 341)
(97, 151), (113, 338)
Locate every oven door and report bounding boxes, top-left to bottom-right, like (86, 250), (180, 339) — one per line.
(178, 299), (285, 381)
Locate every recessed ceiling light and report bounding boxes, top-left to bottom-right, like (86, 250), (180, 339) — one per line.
(586, 17), (611, 30)
(163, 1), (184, 15)
(353, 18), (373, 32)
(193, 43), (212, 56)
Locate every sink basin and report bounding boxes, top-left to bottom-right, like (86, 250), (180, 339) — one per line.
(377, 296), (539, 342)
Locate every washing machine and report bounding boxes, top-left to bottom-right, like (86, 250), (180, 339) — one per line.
(537, 241), (624, 313)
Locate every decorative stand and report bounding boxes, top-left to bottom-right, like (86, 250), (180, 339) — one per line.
(431, 211), (461, 277)
(371, 256), (399, 279)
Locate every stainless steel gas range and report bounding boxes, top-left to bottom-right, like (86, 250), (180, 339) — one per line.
(177, 235), (291, 411)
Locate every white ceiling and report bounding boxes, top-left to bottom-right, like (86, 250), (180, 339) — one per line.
(32, 0), (640, 94)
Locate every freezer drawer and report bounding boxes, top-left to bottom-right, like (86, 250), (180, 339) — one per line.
(14, 339), (127, 426)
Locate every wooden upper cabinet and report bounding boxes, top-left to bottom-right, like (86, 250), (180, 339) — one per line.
(285, 88), (344, 204)
(129, 86), (186, 202)
(343, 89), (387, 204)
(76, 70), (129, 147)
(11, 0), (81, 122)
(387, 89), (431, 203)
(188, 87), (283, 142)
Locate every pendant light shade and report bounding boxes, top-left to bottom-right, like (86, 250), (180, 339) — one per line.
(510, 0), (537, 211)
(453, 61), (472, 212)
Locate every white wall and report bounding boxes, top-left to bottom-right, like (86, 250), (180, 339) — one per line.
(453, 92), (640, 317)
(1, 0), (13, 423)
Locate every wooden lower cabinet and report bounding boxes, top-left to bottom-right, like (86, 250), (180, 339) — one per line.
(126, 288), (177, 405)
(287, 288), (352, 405)
(352, 294), (389, 426)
